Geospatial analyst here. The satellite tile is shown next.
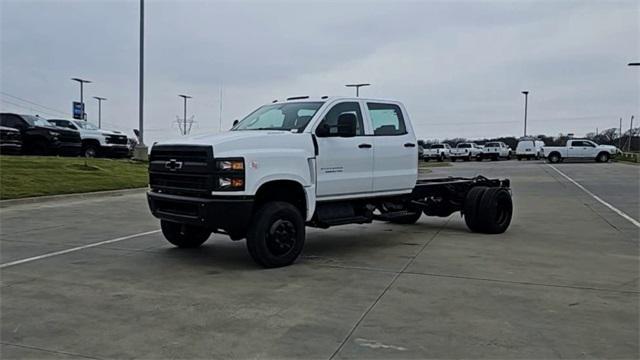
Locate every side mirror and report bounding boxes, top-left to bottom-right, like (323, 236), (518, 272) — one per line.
(232, 119), (239, 127)
(337, 113), (357, 137)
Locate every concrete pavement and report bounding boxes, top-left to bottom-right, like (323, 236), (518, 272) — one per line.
(1, 160), (638, 359)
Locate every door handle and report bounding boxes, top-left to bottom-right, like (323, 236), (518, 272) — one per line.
(404, 143), (416, 148)
(358, 143), (372, 149)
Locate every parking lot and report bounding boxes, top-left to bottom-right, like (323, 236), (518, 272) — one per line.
(1, 160), (638, 359)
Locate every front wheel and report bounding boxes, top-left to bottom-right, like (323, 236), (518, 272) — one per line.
(161, 220), (211, 248)
(548, 153), (561, 163)
(246, 202), (305, 268)
(83, 144), (99, 158)
(596, 152), (609, 163)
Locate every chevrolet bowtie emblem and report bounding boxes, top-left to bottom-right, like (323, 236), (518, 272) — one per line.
(164, 159), (183, 171)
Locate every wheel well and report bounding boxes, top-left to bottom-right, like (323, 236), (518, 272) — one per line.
(82, 139), (100, 148)
(597, 151), (609, 158)
(254, 180), (306, 218)
(548, 151), (561, 158)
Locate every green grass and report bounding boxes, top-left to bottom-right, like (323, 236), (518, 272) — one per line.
(0, 156), (148, 200)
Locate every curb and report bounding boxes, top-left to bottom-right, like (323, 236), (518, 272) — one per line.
(0, 187), (148, 208)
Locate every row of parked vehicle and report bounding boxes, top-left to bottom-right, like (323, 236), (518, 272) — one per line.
(0, 113), (135, 157)
(419, 138), (619, 163)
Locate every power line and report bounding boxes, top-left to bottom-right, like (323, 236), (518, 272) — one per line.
(0, 91), (68, 116)
(0, 99), (66, 118)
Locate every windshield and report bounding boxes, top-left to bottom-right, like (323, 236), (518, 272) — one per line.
(232, 102), (324, 132)
(458, 144), (471, 148)
(22, 115), (52, 127)
(431, 144), (444, 149)
(74, 121), (99, 130)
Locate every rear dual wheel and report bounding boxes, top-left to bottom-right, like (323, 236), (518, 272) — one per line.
(463, 186), (512, 234)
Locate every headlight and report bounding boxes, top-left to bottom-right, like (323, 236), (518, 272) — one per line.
(217, 159), (244, 171)
(48, 131), (60, 137)
(215, 158), (245, 191)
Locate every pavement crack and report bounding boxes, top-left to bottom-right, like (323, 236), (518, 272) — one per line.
(0, 342), (102, 359)
(402, 271), (640, 294)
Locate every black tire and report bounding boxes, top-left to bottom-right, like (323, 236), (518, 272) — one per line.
(437, 154), (444, 162)
(476, 155), (483, 162)
(424, 158), (430, 162)
(517, 156), (522, 161)
(548, 152), (561, 163)
(596, 152), (609, 163)
(389, 211), (422, 224)
(463, 186), (488, 232)
(477, 188), (513, 234)
(491, 156), (498, 161)
(463, 156), (470, 162)
(83, 144), (99, 158)
(246, 201), (305, 268)
(161, 220), (211, 248)
(451, 157), (457, 162)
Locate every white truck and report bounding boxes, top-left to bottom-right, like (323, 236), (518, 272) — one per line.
(147, 97), (513, 267)
(542, 139), (618, 163)
(47, 119), (130, 157)
(449, 143), (484, 162)
(423, 143), (451, 162)
(482, 142), (512, 161)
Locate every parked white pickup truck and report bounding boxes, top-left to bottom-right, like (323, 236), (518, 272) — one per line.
(48, 119), (130, 158)
(450, 143), (484, 161)
(423, 143), (451, 162)
(482, 142), (512, 161)
(542, 139), (618, 163)
(147, 97), (512, 267)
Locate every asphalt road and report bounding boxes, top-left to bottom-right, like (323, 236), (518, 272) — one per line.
(1, 160), (638, 359)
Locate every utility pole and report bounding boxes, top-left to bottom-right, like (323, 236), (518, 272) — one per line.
(345, 83), (370, 97)
(71, 78), (91, 120)
(629, 116), (635, 152)
(178, 94), (192, 135)
(619, 118), (623, 149)
(93, 96), (107, 128)
(521, 91), (529, 137)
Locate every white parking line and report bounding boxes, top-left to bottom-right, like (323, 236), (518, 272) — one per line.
(548, 164), (640, 228)
(0, 229), (161, 269)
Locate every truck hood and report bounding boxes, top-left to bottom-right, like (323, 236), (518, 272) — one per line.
(155, 130), (315, 158)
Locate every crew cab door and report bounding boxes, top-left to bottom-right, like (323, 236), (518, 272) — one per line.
(314, 101), (373, 198)
(366, 102), (417, 192)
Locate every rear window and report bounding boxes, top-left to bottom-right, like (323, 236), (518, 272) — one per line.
(485, 142), (499, 147)
(431, 144), (444, 149)
(367, 103), (407, 136)
(458, 144), (471, 148)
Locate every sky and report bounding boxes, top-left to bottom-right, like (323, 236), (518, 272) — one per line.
(1, 0), (638, 144)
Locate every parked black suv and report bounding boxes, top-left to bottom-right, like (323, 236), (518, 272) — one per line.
(0, 113), (81, 156)
(0, 126), (23, 154)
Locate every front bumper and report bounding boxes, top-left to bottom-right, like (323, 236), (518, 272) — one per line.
(147, 192), (253, 234)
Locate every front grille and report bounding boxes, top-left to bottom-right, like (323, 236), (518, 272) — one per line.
(0, 131), (20, 140)
(149, 145), (215, 196)
(105, 134), (128, 145)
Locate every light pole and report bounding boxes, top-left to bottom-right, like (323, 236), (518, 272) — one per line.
(93, 96), (107, 128)
(345, 83), (370, 97)
(178, 94), (192, 135)
(133, 0), (147, 160)
(521, 90), (529, 137)
(71, 77), (91, 120)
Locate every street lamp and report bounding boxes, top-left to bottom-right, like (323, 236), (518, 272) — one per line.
(345, 83), (370, 97)
(133, 0), (147, 161)
(178, 94), (192, 135)
(93, 96), (107, 128)
(521, 90), (529, 137)
(71, 77), (91, 120)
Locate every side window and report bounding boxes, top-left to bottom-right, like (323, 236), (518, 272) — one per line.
(316, 102), (364, 136)
(367, 103), (406, 136)
(0, 114), (23, 129)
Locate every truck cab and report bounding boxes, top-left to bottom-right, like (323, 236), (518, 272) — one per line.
(148, 97), (512, 267)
